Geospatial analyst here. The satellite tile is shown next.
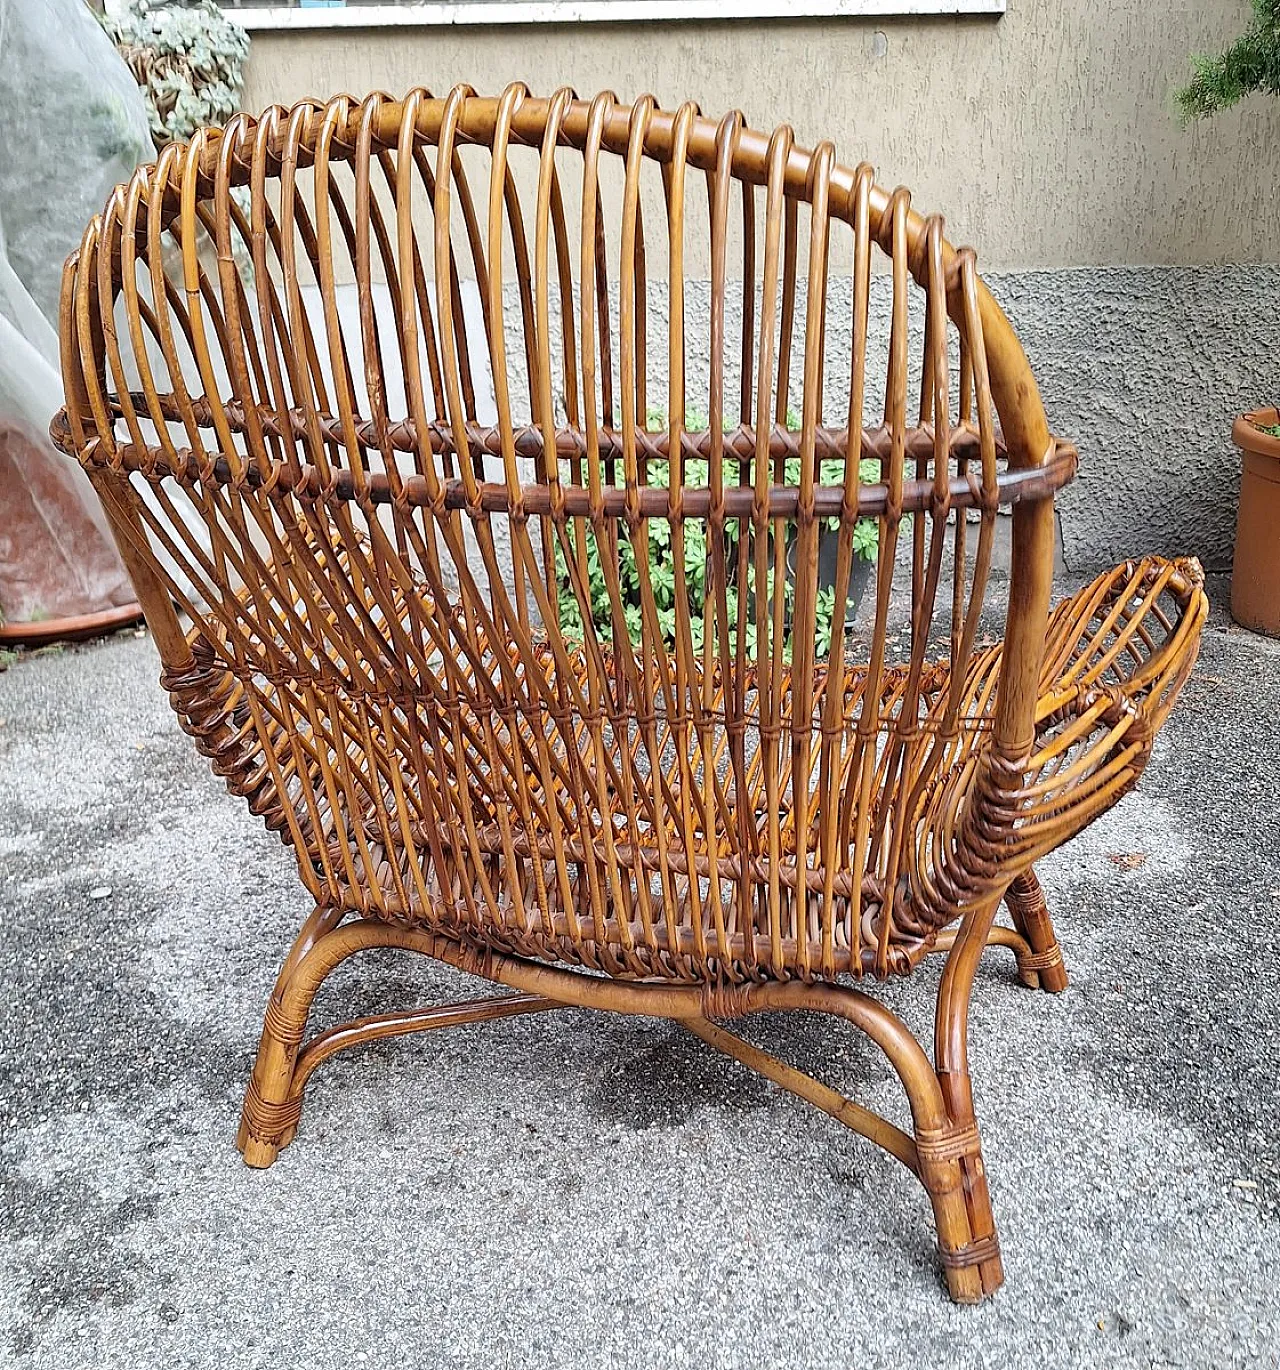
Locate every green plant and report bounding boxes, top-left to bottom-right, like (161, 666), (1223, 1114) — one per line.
(1177, 2), (1279, 430)
(1176, 0), (1280, 121)
(99, 0), (249, 150)
(553, 408), (884, 656)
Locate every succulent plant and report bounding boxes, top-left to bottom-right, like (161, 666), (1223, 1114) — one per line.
(99, 0), (249, 150)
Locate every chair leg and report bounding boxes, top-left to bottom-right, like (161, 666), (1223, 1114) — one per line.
(236, 904), (345, 1168)
(235, 912), (567, 1168)
(238, 909), (348, 1167)
(237, 985), (313, 1169)
(924, 896), (1007, 1302)
(739, 976), (1006, 1303)
(917, 1071), (1004, 1302)
(1003, 868), (1069, 992)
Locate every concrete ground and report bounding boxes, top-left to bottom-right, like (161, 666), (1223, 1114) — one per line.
(1, 578), (1277, 1370)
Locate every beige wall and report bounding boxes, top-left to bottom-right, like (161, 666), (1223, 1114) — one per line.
(240, 0), (1280, 273)
(233, 1), (1280, 572)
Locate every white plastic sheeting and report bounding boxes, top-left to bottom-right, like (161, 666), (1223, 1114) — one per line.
(0, 0), (150, 628)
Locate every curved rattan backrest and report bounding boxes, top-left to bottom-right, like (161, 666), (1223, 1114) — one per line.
(56, 88), (1074, 979)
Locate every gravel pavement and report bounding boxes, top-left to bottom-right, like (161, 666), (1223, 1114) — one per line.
(1, 578), (1277, 1370)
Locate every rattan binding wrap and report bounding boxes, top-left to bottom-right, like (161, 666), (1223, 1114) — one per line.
(53, 88), (1206, 1302)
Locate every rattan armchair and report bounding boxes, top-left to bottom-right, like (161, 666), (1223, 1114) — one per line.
(53, 88), (1206, 1302)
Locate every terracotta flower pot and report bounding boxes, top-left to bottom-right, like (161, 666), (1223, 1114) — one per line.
(1230, 408), (1280, 637)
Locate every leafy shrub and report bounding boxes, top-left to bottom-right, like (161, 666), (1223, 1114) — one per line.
(1177, 3), (1279, 425)
(554, 408), (883, 657)
(1176, 0), (1280, 121)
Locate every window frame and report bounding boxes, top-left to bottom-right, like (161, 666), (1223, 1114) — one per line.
(223, 1), (1006, 31)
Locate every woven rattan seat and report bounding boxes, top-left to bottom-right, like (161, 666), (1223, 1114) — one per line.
(54, 87), (1205, 1301)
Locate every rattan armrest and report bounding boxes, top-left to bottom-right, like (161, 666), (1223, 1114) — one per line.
(995, 557), (1208, 873)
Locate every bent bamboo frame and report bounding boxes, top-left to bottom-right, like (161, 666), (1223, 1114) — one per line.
(233, 900), (1012, 1299)
(53, 88), (1207, 1302)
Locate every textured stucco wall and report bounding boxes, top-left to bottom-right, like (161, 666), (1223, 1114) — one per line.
(240, 1), (1280, 269)
(236, 1), (1280, 570)
(486, 268), (1280, 571)
(989, 266), (1280, 570)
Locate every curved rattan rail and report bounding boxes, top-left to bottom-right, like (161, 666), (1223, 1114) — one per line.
(53, 87), (1206, 1303)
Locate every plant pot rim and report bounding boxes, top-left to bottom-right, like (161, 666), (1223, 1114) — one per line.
(0, 602), (143, 648)
(1233, 408), (1280, 460)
